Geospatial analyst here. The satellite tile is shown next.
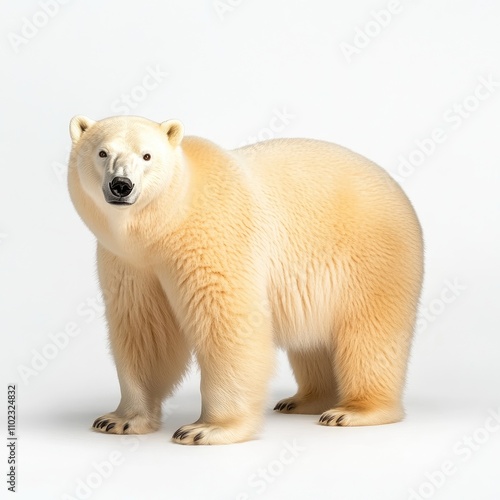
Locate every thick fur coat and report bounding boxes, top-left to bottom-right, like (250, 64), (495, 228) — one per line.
(68, 115), (423, 445)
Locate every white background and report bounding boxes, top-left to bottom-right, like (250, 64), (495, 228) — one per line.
(1, 1), (499, 499)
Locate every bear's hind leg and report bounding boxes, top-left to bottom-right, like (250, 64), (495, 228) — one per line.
(319, 218), (422, 427)
(319, 305), (415, 427)
(274, 347), (338, 414)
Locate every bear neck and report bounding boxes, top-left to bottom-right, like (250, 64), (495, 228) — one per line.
(125, 150), (192, 256)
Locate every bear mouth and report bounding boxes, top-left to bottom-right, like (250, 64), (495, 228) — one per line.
(108, 200), (134, 205)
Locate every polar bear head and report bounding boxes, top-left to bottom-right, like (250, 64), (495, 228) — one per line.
(69, 115), (184, 209)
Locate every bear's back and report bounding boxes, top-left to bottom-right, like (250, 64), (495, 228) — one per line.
(232, 138), (411, 227)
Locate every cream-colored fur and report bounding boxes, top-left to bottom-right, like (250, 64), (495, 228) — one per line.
(68, 115), (423, 445)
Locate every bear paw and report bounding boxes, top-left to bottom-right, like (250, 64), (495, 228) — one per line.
(92, 412), (159, 435)
(172, 422), (252, 445)
(318, 405), (403, 426)
(274, 395), (334, 415)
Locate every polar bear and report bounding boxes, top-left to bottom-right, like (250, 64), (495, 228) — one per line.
(68, 115), (423, 445)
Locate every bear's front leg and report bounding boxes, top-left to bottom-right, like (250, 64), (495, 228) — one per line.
(172, 287), (274, 445)
(92, 245), (191, 435)
(92, 368), (163, 435)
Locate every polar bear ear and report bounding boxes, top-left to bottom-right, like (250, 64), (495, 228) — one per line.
(160, 120), (184, 148)
(70, 115), (96, 144)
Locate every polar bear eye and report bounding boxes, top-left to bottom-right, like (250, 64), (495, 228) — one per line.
(143, 154), (151, 161)
(99, 151), (107, 158)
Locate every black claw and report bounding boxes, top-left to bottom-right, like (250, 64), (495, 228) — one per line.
(286, 403), (296, 411)
(123, 423), (130, 432)
(178, 430), (189, 440)
(319, 415), (326, 423)
(99, 420), (110, 429)
(106, 423), (116, 432)
(326, 416), (335, 424)
(273, 403), (280, 410)
(336, 415), (345, 426)
(93, 418), (103, 428)
(193, 432), (204, 442)
(173, 428), (183, 439)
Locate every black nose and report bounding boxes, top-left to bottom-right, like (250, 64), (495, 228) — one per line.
(109, 177), (134, 197)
